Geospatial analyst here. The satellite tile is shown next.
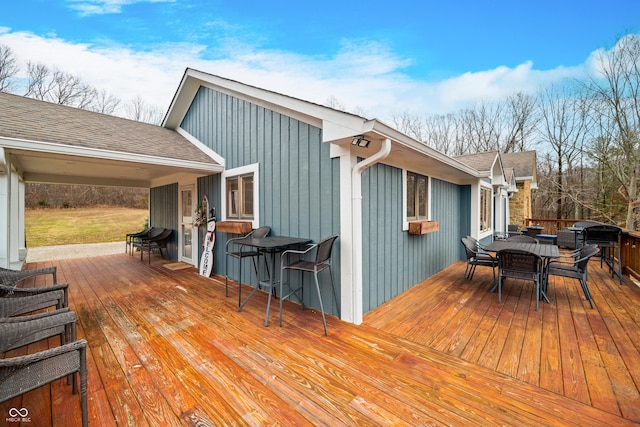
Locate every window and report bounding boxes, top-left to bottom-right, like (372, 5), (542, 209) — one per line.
(406, 171), (429, 221)
(480, 186), (492, 232)
(226, 173), (254, 220)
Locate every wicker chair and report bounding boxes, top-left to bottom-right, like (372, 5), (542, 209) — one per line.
(125, 227), (153, 255)
(279, 235), (339, 336)
(546, 244), (600, 308)
(134, 228), (173, 264)
(0, 339), (88, 427)
(0, 282), (69, 317)
(0, 266), (57, 288)
(225, 226), (271, 304)
(0, 308), (76, 353)
(497, 249), (544, 310)
(460, 237), (497, 284)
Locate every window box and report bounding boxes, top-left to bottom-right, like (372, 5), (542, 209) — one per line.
(216, 221), (253, 235)
(408, 220), (439, 235)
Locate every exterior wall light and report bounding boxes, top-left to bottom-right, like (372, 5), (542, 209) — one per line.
(351, 135), (371, 148)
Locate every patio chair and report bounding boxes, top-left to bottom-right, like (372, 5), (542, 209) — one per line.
(545, 244), (600, 308)
(135, 228), (173, 264)
(582, 224), (623, 284)
(0, 339), (88, 427)
(0, 266), (57, 288)
(130, 227), (164, 257)
(0, 281), (69, 317)
(225, 226), (271, 304)
(461, 237), (497, 284)
(0, 308), (76, 353)
(125, 226), (153, 255)
(279, 235), (339, 336)
(507, 224), (521, 237)
(497, 249), (544, 310)
(506, 234), (539, 244)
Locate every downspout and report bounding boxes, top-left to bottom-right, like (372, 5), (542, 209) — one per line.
(350, 137), (391, 324)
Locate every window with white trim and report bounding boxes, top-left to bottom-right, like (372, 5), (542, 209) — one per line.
(226, 174), (254, 220)
(406, 171), (429, 221)
(480, 186), (492, 232)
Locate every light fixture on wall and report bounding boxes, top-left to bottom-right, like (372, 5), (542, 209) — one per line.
(351, 135), (371, 148)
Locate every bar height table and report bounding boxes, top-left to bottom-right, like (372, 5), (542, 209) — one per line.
(234, 236), (312, 326)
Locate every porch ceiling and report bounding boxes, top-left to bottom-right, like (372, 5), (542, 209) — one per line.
(6, 147), (220, 187)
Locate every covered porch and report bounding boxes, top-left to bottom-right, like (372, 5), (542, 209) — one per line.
(2, 251), (639, 425)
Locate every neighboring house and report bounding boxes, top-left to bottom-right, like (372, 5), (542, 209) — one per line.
(0, 68), (511, 324)
(454, 151), (510, 242)
(500, 151), (538, 228)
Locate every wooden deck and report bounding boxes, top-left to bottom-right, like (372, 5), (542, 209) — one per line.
(2, 252), (639, 426)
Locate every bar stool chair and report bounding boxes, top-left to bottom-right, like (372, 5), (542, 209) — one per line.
(225, 226), (271, 306)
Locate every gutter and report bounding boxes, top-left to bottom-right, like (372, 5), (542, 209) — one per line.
(350, 137), (392, 324)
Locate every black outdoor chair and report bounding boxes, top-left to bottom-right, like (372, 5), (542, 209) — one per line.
(497, 249), (545, 310)
(582, 224), (623, 284)
(279, 235), (339, 336)
(545, 244), (600, 308)
(225, 226), (271, 305)
(506, 234), (539, 244)
(125, 226), (153, 255)
(460, 237), (497, 284)
(507, 224), (521, 237)
(135, 228), (173, 264)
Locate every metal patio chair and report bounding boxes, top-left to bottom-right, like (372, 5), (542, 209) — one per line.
(497, 249), (544, 310)
(225, 226), (271, 305)
(279, 234), (339, 336)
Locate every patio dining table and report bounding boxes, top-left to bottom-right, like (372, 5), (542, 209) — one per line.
(233, 236), (312, 326)
(484, 240), (560, 303)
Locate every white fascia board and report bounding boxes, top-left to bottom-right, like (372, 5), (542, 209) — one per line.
(1, 136), (223, 173)
(368, 120), (481, 178)
(0, 148), (6, 174)
(176, 127), (225, 168)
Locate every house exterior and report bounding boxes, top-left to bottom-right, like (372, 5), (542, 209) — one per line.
(0, 68), (518, 324)
(500, 151), (537, 228)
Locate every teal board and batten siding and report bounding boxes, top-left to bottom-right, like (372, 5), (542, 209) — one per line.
(181, 86), (341, 317)
(361, 163), (471, 313)
(149, 183), (179, 260)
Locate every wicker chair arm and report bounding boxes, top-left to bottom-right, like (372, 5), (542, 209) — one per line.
(0, 339), (87, 368)
(0, 310), (77, 353)
(0, 307), (70, 322)
(2, 282), (69, 295)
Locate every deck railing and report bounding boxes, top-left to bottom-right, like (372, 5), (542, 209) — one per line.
(525, 218), (640, 281)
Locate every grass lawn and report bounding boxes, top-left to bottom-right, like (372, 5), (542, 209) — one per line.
(26, 207), (148, 247)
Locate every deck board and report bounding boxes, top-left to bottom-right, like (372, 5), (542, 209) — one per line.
(2, 253), (639, 425)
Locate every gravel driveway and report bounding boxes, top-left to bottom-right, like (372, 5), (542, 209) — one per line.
(25, 242), (124, 262)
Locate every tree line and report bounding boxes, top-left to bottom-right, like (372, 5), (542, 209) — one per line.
(2, 34), (640, 229)
(386, 34), (640, 230)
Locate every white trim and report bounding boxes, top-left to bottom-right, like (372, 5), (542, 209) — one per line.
(402, 170), (431, 231)
(221, 163), (260, 229)
(1, 136), (223, 173)
(176, 127), (226, 167)
(179, 183), (196, 265)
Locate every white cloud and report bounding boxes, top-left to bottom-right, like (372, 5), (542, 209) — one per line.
(66, 0), (174, 16)
(0, 28), (591, 122)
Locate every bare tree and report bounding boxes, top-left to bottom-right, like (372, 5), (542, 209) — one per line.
(586, 34), (640, 229)
(502, 92), (539, 153)
(0, 44), (18, 92)
(91, 89), (121, 115)
(124, 95), (164, 124)
(24, 62), (97, 108)
(538, 84), (590, 219)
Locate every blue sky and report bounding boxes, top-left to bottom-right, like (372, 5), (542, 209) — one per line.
(1, 0), (639, 121)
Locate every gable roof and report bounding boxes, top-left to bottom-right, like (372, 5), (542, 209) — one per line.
(0, 92), (222, 187)
(164, 68), (484, 185)
(500, 151), (537, 184)
(454, 151), (500, 174)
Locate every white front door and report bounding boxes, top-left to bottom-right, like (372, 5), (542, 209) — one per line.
(180, 185), (195, 264)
